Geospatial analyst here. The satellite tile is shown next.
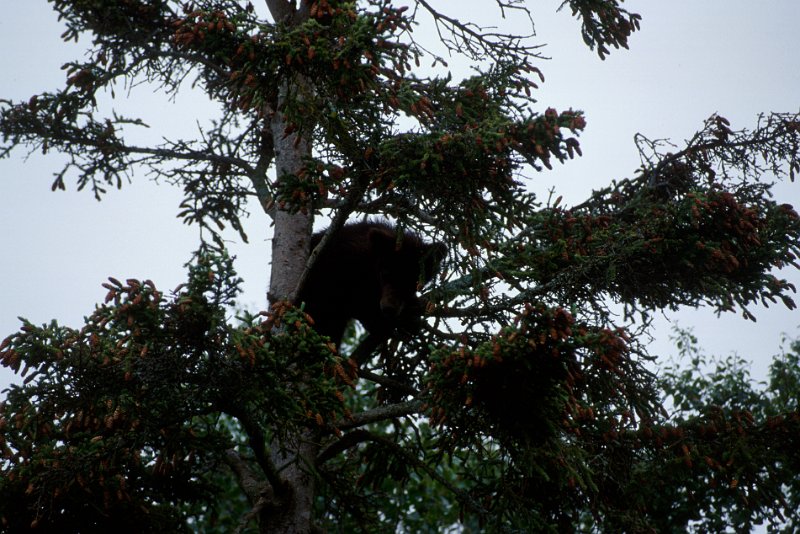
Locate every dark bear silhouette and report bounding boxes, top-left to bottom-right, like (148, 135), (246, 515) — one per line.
(299, 221), (446, 347)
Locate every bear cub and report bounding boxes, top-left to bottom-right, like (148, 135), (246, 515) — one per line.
(299, 221), (446, 347)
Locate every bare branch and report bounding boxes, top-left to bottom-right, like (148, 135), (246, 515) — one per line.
(415, 0), (541, 62)
(358, 368), (419, 397)
(333, 399), (424, 431)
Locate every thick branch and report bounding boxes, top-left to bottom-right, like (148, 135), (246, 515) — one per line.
(333, 399), (423, 431)
(227, 407), (287, 496)
(250, 125), (276, 215)
(224, 449), (273, 534)
(358, 368), (419, 397)
(316, 429), (373, 465)
(224, 449), (269, 503)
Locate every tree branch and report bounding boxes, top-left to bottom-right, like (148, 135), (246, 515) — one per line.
(1, 101), (255, 175)
(358, 368), (419, 397)
(250, 125), (276, 215)
(224, 449), (273, 534)
(316, 429), (373, 465)
(224, 449), (269, 503)
(415, 0), (540, 61)
(332, 399), (424, 431)
(227, 407), (287, 497)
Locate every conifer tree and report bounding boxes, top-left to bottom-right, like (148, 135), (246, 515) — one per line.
(1, 1), (799, 531)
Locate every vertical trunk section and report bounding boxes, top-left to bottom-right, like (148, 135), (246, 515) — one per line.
(268, 111), (313, 304)
(261, 4), (318, 531)
(263, 86), (317, 533)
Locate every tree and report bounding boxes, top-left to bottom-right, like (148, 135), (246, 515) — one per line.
(1, 0), (799, 532)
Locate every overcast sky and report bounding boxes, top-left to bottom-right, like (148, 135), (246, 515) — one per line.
(1, 1), (799, 395)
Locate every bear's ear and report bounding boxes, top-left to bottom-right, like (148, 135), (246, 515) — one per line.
(367, 225), (397, 253)
(421, 242), (447, 280)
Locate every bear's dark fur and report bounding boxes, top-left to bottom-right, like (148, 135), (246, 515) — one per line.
(299, 221), (446, 347)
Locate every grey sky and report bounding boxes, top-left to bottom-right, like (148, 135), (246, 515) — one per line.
(1, 1), (799, 399)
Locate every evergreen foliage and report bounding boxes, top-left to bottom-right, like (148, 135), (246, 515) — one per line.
(1, 1), (799, 531)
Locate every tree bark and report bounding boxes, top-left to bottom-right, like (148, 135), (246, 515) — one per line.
(268, 112), (313, 304)
(263, 98), (317, 532)
(262, 435), (319, 533)
(261, 3), (318, 532)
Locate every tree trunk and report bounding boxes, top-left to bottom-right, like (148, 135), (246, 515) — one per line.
(261, 4), (319, 531)
(268, 111), (313, 304)
(262, 436), (319, 533)
(264, 105), (316, 533)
